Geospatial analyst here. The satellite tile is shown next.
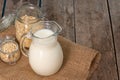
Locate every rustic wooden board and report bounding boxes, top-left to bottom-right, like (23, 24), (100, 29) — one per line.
(42, 0), (75, 42)
(74, 0), (118, 80)
(108, 0), (120, 78)
(0, 0), (3, 17)
(4, 0), (39, 15)
(0, 0), (119, 79)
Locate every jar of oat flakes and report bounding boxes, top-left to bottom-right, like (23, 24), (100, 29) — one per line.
(0, 36), (20, 65)
(15, 3), (44, 48)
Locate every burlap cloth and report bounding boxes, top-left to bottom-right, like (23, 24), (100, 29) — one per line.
(0, 26), (101, 80)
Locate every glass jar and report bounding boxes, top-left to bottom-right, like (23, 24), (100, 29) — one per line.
(0, 36), (20, 65)
(15, 3), (44, 48)
(0, 13), (15, 32)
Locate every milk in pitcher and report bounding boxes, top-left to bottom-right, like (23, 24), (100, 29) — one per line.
(29, 29), (63, 76)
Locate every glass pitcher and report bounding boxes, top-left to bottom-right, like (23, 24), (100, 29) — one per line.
(20, 21), (63, 76)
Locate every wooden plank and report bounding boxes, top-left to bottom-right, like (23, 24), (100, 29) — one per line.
(108, 0), (120, 78)
(4, 0), (38, 15)
(74, 0), (118, 80)
(42, 0), (75, 41)
(0, 0), (4, 17)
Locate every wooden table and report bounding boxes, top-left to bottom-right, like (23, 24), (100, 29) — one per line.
(0, 0), (120, 80)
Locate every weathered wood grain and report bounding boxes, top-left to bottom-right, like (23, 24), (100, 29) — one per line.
(108, 0), (120, 78)
(74, 0), (118, 80)
(42, 0), (75, 41)
(0, 0), (119, 79)
(0, 0), (3, 17)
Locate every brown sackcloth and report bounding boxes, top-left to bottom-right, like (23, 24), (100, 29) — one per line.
(0, 26), (101, 80)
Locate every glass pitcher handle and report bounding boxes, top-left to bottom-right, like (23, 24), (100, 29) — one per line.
(20, 33), (32, 57)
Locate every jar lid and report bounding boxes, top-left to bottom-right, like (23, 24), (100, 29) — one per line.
(0, 12), (16, 32)
(0, 36), (15, 44)
(16, 3), (44, 23)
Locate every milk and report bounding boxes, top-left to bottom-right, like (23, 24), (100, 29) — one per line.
(29, 29), (63, 76)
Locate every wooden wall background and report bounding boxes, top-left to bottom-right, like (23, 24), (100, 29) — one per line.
(0, 0), (120, 80)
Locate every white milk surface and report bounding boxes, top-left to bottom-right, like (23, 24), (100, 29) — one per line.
(29, 29), (63, 76)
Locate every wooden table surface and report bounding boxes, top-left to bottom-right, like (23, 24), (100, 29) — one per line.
(0, 0), (120, 80)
